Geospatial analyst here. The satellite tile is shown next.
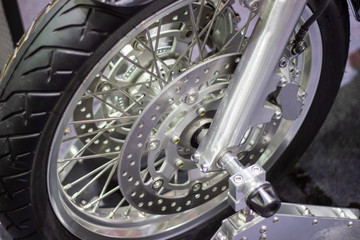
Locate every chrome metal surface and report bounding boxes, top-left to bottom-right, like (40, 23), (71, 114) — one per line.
(196, 0), (308, 171)
(46, 0), (323, 239)
(212, 203), (360, 240)
(97, 0), (154, 7)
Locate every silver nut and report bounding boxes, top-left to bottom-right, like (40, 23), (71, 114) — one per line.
(201, 163), (209, 173)
(171, 136), (180, 144)
(185, 92), (198, 105)
(197, 107), (206, 116)
(191, 152), (200, 163)
(279, 58), (287, 68)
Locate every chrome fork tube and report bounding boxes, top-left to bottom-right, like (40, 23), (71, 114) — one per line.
(196, 0), (308, 171)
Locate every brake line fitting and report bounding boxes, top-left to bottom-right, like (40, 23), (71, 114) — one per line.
(291, 0), (331, 55)
(218, 152), (281, 217)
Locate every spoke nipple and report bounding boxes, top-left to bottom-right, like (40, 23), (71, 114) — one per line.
(64, 128), (71, 136)
(191, 152), (200, 163)
(197, 107), (206, 116)
(171, 136), (180, 144)
(176, 159), (184, 169)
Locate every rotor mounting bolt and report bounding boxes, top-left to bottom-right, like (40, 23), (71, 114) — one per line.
(147, 138), (160, 150)
(259, 234), (267, 240)
(191, 152), (200, 163)
(279, 58), (287, 68)
(233, 175), (243, 183)
(171, 136), (180, 144)
(201, 163), (209, 173)
(176, 159), (184, 169)
(152, 179), (163, 189)
(197, 107), (206, 116)
(185, 92), (198, 105)
(348, 221), (353, 227)
(312, 219), (318, 225)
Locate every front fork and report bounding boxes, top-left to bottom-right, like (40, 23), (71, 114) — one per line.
(196, 0), (308, 171)
(193, 0), (307, 217)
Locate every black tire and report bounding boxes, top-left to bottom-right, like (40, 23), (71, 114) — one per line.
(0, 0), (349, 239)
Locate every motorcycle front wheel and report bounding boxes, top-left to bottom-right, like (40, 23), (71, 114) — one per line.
(0, 0), (349, 239)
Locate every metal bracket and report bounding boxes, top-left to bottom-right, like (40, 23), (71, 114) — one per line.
(212, 203), (360, 240)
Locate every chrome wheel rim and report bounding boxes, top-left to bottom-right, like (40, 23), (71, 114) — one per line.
(47, 1), (322, 239)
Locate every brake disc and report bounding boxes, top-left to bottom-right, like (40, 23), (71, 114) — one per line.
(118, 53), (242, 214)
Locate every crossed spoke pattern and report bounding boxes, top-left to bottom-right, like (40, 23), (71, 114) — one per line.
(55, 0), (257, 225)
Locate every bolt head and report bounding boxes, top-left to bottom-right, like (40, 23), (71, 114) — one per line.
(191, 152), (200, 163)
(147, 138), (160, 150)
(250, 2), (259, 11)
(197, 107), (206, 116)
(312, 219), (318, 225)
(279, 58), (287, 68)
(273, 217), (279, 223)
(176, 159), (184, 169)
(348, 221), (353, 227)
(171, 136), (180, 144)
(152, 179), (163, 189)
(251, 165), (261, 173)
(185, 92), (198, 105)
(233, 175), (243, 183)
(201, 163), (209, 172)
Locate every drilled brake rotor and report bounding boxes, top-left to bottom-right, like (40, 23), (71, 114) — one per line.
(118, 53), (242, 214)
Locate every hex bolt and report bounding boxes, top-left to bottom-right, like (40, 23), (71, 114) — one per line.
(191, 152), (200, 163)
(64, 128), (71, 136)
(279, 58), (287, 68)
(182, 26), (193, 38)
(171, 136), (180, 144)
(176, 159), (184, 169)
(197, 107), (206, 116)
(185, 92), (198, 105)
(152, 179), (163, 189)
(233, 175), (243, 183)
(201, 163), (209, 173)
(147, 138), (160, 150)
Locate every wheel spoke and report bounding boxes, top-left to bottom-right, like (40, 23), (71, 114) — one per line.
(63, 158), (118, 190)
(100, 73), (142, 106)
(83, 186), (120, 209)
(188, 3), (204, 62)
(58, 152), (121, 163)
(200, 0), (222, 53)
(117, 52), (167, 85)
